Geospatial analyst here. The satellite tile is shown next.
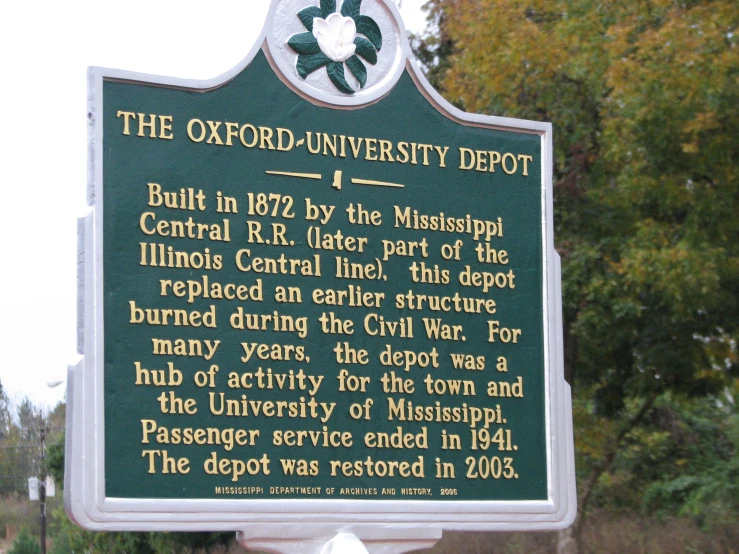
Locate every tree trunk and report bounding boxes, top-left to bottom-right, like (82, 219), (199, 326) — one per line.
(556, 526), (578, 554)
(555, 391), (660, 554)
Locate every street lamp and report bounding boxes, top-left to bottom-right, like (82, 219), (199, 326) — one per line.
(38, 378), (64, 554)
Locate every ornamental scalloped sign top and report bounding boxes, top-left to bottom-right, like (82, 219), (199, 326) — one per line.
(68, 0), (576, 550)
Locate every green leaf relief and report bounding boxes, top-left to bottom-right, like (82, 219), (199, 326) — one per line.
(297, 53), (332, 79)
(297, 6), (322, 31)
(327, 61), (354, 94)
(341, 0), (362, 20)
(292, 1), (383, 95)
(288, 32), (321, 55)
(320, 0), (336, 18)
(345, 55), (367, 88)
(356, 15), (382, 51)
(354, 36), (378, 65)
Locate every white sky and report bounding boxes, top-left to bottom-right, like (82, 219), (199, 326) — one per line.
(0, 1), (428, 411)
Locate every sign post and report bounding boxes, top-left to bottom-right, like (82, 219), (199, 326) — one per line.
(67, 1), (575, 551)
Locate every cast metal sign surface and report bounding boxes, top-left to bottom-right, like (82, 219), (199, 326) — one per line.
(67, 0), (575, 537)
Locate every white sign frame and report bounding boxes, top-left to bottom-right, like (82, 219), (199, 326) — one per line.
(67, 0), (576, 549)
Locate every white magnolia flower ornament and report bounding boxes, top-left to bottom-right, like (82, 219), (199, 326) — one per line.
(287, 0), (383, 94)
(312, 13), (357, 62)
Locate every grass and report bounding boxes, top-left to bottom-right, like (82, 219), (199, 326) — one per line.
(430, 514), (738, 554)
(0, 495), (63, 542)
(1, 502), (736, 554)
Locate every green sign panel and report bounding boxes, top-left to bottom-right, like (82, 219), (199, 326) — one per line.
(68, 0), (574, 537)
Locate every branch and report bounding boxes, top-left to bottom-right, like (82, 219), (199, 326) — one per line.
(573, 389), (661, 537)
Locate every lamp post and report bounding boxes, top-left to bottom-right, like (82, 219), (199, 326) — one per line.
(39, 423), (47, 554)
(38, 379), (62, 554)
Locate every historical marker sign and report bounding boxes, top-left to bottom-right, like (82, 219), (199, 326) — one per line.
(67, 0), (575, 546)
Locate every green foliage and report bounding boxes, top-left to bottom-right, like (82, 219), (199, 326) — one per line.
(420, 0), (738, 392)
(641, 398), (739, 528)
(48, 508), (90, 554)
(415, 0), (739, 533)
(47, 493), (234, 553)
(320, 0), (336, 19)
(346, 55), (368, 87)
(289, 0), (381, 92)
(355, 15), (382, 50)
(49, 508), (155, 554)
(296, 52), (332, 79)
(4, 1), (738, 548)
(327, 61), (354, 93)
(288, 32), (322, 55)
(46, 436), (64, 487)
(49, 510), (94, 554)
(353, 36), (378, 64)
(146, 532), (235, 553)
(297, 6), (322, 31)
(410, 2), (458, 92)
(575, 393), (737, 519)
(340, 0), (362, 20)
(8, 528), (42, 554)
(0, 381), (10, 438)
(0, 382), (65, 497)
(0, 387), (43, 496)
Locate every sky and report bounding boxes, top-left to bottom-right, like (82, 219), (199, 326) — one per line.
(0, 0), (428, 411)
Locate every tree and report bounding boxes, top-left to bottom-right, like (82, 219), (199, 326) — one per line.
(0, 386), (65, 497)
(0, 387), (41, 496)
(0, 381), (17, 495)
(640, 393), (739, 530)
(45, 430), (234, 554)
(413, 1), (738, 551)
(8, 528), (42, 554)
(0, 381), (10, 439)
